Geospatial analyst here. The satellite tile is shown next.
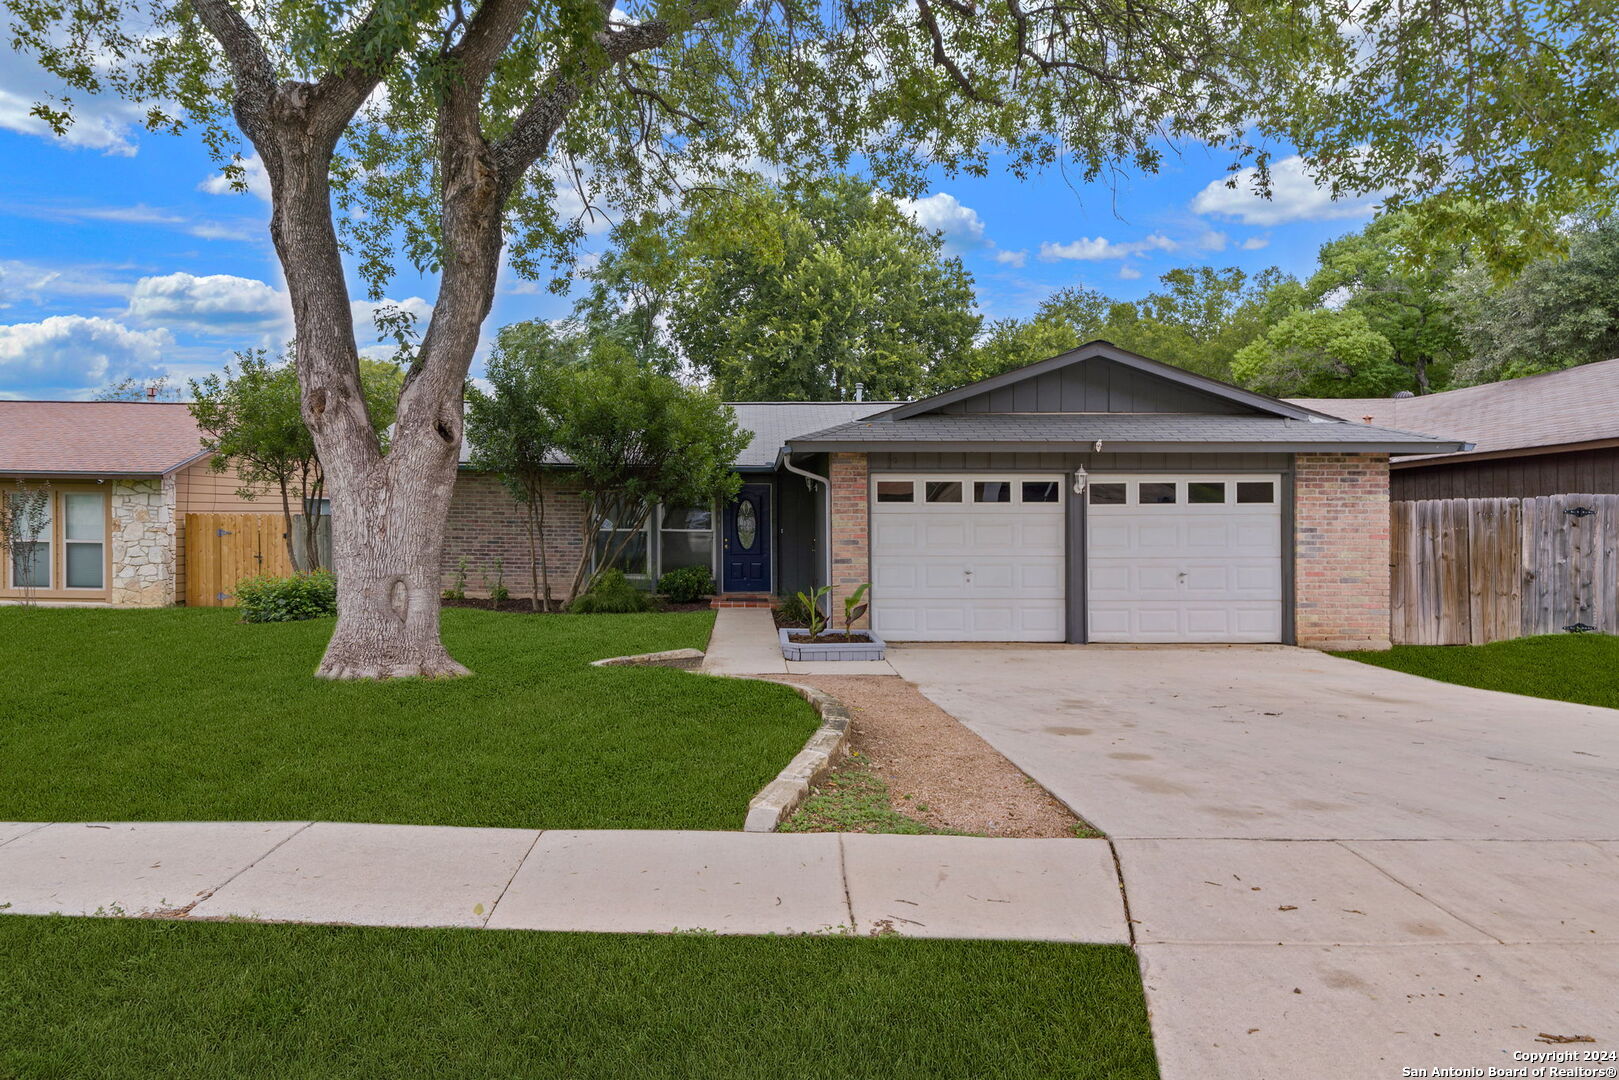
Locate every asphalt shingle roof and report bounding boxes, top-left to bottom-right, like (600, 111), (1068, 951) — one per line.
(784, 412), (1467, 453)
(1289, 357), (1619, 462)
(0, 402), (206, 476)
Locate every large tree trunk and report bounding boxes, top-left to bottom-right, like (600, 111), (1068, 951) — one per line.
(318, 451), (467, 678)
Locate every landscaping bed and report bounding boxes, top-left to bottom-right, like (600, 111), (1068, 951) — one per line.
(0, 916), (1158, 1080)
(1339, 633), (1619, 711)
(0, 606), (815, 830)
(772, 675), (1094, 837)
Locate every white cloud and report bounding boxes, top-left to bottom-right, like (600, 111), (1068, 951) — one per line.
(992, 249), (1028, 269)
(17, 202), (261, 243)
(1242, 236), (1271, 250)
(1118, 266), (1143, 280)
(1038, 234), (1177, 262)
(200, 154), (272, 201)
(125, 273), (291, 336)
(895, 192), (987, 252)
(351, 296), (434, 346)
(0, 260), (134, 309)
(1197, 230), (1228, 252)
(0, 61), (147, 157)
(0, 315), (171, 397)
(1191, 155), (1382, 226)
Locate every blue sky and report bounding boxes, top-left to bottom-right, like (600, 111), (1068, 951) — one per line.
(0, 52), (1384, 400)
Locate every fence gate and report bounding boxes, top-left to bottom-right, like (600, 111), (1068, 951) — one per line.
(1391, 494), (1619, 645)
(184, 513), (294, 607)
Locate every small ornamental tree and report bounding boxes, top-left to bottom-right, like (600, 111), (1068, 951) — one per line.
(464, 322), (580, 611)
(554, 354), (748, 599)
(13, 0), (1612, 676)
(190, 351), (401, 571)
(1, 481), (52, 605)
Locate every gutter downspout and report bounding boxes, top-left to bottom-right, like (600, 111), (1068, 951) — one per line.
(781, 452), (832, 610)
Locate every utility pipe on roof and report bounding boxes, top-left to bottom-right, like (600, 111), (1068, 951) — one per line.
(781, 453), (832, 610)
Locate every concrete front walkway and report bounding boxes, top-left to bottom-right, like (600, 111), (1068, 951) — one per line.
(702, 606), (898, 675)
(889, 645), (1619, 1079)
(0, 822), (1126, 942)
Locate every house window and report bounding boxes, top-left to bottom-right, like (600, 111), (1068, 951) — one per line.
(63, 493), (105, 589)
(6, 490), (52, 589)
(659, 503), (714, 573)
(594, 498), (651, 577)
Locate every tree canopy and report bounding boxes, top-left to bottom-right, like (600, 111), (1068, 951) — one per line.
(579, 175), (980, 400)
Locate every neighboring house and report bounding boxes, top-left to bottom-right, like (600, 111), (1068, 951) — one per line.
(1291, 357), (1619, 500)
(0, 402), (271, 606)
(449, 341), (1467, 649)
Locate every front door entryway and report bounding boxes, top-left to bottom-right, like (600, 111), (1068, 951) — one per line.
(722, 483), (772, 592)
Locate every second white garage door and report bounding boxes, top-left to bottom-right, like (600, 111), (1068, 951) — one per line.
(1086, 473), (1284, 643)
(871, 474), (1066, 642)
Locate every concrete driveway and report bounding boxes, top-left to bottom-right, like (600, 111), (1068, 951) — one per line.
(889, 644), (1619, 1079)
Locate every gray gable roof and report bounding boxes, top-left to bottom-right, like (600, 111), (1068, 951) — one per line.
(1290, 357), (1619, 463)
(784, 413), (1470, 455)
(459, 400), (895, 468)
(728, 402), (896, 467)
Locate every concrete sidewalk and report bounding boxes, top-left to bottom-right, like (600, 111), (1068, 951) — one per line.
(0, 822), (1125, 942)
(702, 607), (898, 675)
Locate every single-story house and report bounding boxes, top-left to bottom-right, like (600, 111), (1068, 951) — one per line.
(446, 341), (1468, 649)
(1291, 357), (1619, 500)
(0, 401), (269, 606)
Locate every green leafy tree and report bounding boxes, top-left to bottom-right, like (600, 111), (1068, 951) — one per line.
(189, 352), (401, 571)
(553, 356), (748, 598)
(1448, 215), (1619, 385)
(93, 377), (181, 402)
(464, 322), (577, 611)
(1231, 308), (1406, 398)
(1308, 211), (1468, 394)
(583, 176), (980, 400)
(943, 268), (1304, 391)
(15, 0), (1610, 675)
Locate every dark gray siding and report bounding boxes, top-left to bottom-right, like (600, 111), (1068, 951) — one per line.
(1392, 446), (1619, 500)
(774, 463), (822, 597)
(939, 358), (1258, 416)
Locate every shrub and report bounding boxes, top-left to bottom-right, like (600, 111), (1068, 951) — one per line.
(569, 569), (653, 614)
(235, 570), (337, 623)
(776, 592), (813, 627)
(657, 565), (715, 603)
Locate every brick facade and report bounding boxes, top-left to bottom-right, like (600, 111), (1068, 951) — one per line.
(828, 452), (871, 628)
(1294, 452), (1392, 651)
(443, 472), (590, 604)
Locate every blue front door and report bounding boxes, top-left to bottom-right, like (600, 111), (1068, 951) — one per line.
(722, 484), (772, 592)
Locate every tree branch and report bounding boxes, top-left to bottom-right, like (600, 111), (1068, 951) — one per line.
(188, 0), (277, 139)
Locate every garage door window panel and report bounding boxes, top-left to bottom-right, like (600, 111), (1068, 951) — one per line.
(925, 481), (963, 503)
(974, 481), (1012, 503)
(876, 481), (915, 503)
(1139, 482), (1177, 504)
(1089, 483), (1127, 505)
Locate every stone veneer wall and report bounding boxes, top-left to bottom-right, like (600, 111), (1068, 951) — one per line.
(442, 472), (591, 602)
(109, 475), (177, 606)
(828, 452), (871, 628)
(1294, 452), (1392, 650)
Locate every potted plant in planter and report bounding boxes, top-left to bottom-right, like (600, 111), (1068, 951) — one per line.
(779, 583), (886, 661)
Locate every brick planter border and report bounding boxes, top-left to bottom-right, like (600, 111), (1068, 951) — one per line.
(587, 647), (852, 833)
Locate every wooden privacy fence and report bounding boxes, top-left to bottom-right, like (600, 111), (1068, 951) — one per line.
(183, 513), (294, 607)
(1391, 494), (1619, 645)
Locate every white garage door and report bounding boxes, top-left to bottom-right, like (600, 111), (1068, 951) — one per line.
(1087, 474), (1283, 643)
(871, 474), (1066, 642)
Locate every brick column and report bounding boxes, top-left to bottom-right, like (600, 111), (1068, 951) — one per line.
(828, 452), (871, 628)
(1294, 452), (1391, 651)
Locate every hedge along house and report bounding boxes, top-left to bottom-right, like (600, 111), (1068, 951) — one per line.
(779, 342), (1469, 650)
(0, 401), (275, 606)
(444, 341), (1468, 648)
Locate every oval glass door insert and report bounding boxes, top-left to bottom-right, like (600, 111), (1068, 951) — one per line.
(736, 499), (758, 551)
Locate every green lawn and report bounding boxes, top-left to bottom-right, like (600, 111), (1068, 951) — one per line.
(0, 917), (1158, 1080)
(1338, 633), (1619, 710)
(0, 606), (817, 829)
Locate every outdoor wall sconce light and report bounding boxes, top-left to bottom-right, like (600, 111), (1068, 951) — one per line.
(1073, 465), (1088, 494)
